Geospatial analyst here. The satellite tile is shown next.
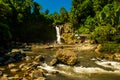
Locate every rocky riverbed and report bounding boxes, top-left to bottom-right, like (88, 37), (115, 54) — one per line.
(0, 43), (120, 80)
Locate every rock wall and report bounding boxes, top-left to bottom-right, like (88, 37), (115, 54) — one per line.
(59, 23), (77, 44)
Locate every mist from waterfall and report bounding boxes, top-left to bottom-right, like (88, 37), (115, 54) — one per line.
(55, 25), (61, 44)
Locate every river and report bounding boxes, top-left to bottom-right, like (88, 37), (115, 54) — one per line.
(32, 46), (120, 80)
(1, 44), (120, 80)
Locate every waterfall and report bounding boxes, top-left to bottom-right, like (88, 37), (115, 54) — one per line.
(55, 25), (61, 44)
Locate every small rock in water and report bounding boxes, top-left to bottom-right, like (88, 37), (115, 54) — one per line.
(10, 68), (19, 73)
(19, 63), (26, 69)
(22, 77), (28, 80)
(49, 58), (58, 66)
(113, 53), (120, 61)
(49, 70), (59, 74)
(0, 68), (5, 71)
(29, 70), (44, 79)
(0, 74), (8, 80)
(8, 63), (16, 69)
(0, 71), (3, 76)
(11, 49), (22, 53)
(35, 77), (46, 80)
(25, 56), (32, 62)
(34, 55), (44, 62)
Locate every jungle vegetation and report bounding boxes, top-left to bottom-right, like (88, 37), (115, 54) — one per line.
(0, 0), (120, 53)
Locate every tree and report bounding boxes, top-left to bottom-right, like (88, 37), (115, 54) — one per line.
(60, 7), (69, 23)
(70, 0), (95, 29)
(45, 9), (49, 15)
(0, 23), (12, 53)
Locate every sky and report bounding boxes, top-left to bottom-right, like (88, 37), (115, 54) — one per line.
(34, 0), (72, 14)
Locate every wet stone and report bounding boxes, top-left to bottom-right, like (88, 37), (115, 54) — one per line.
(0, 74), (8, 80)
(22, 77), (28, 80)
(19, 63), (26, 69)
(35, 77), (46, 80)
(10, 68), (19, 73)
(29, 70), (44, 79)
(25, 56), (32, 62)
(34, 55), (44, 62)
(0, 68), (5, 71)
(49, 58), (58, 66)
(8, 63), (16, 69)
(0, 71), (3, 76)
(56, 49), (78, 65)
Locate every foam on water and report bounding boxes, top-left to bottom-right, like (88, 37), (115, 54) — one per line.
(37, 60), (120, 77)
(57, 61), (120, 75)
(73, 66), (108, 73)
(96, 61), (120, 72)
(38, 63), (56, 71)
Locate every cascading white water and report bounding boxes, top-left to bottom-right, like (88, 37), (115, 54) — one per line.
(55, 25), (61, 44)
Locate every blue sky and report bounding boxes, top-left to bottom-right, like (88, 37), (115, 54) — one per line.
(34, 0), (72, 14)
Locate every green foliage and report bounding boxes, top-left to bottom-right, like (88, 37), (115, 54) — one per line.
(100, 43), (120, 53)
(60, 7), (69, 23)
(90, 25), (116, 43)
(0, 23), (12, 41)
(45, 9), (49, 15)
(0, 23), (12, 52)
(52, 7), (69, 25)
(71, 0), (120, 44)
(70, 0), (95, 29)
(76, 25), (90, 34)
(0, 1), (11, 22)
(0, 0), (57, 43)
(0, 0), (120, 47)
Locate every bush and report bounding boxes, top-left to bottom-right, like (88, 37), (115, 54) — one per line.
(0, 23), (12, 53)
(90, 25), (116, 43)
(100, 43), (120, 53)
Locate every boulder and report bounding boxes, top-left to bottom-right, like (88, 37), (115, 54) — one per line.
(113, 53), (120, 61)
(34, 55), (44, 62)
(29, 70), (44, 79)
(49, 58), (58, 66)
(7, 52), (26, 62)
(95, 44), (102, 53)
(25, 56), (32, 62)
(8, 63), (16, 69)
(56, 49), (77, 65)
(11, 49), (23, 53)
(19, 63), (26, 69)
(10, 68), (19, 73)
(0, 74), (8, 80)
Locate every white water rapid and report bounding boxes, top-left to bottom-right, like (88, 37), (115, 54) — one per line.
(35, 49), (120, 80)
(55, 25), (61, 44)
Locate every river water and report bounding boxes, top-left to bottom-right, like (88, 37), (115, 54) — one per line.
(1, 46), (120, 80)
(33, 48), (120, 80)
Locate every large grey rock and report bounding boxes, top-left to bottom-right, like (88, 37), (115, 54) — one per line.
(56, 49), (78, 65)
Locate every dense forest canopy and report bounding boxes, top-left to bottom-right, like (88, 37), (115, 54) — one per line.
(70, 0), (120, 43)
(0, 0), (120, 53)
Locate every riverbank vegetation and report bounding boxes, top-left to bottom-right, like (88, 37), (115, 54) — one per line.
(0, 0), (120, 54)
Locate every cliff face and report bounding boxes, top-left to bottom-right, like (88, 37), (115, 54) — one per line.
(59, 23), (77, 44)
